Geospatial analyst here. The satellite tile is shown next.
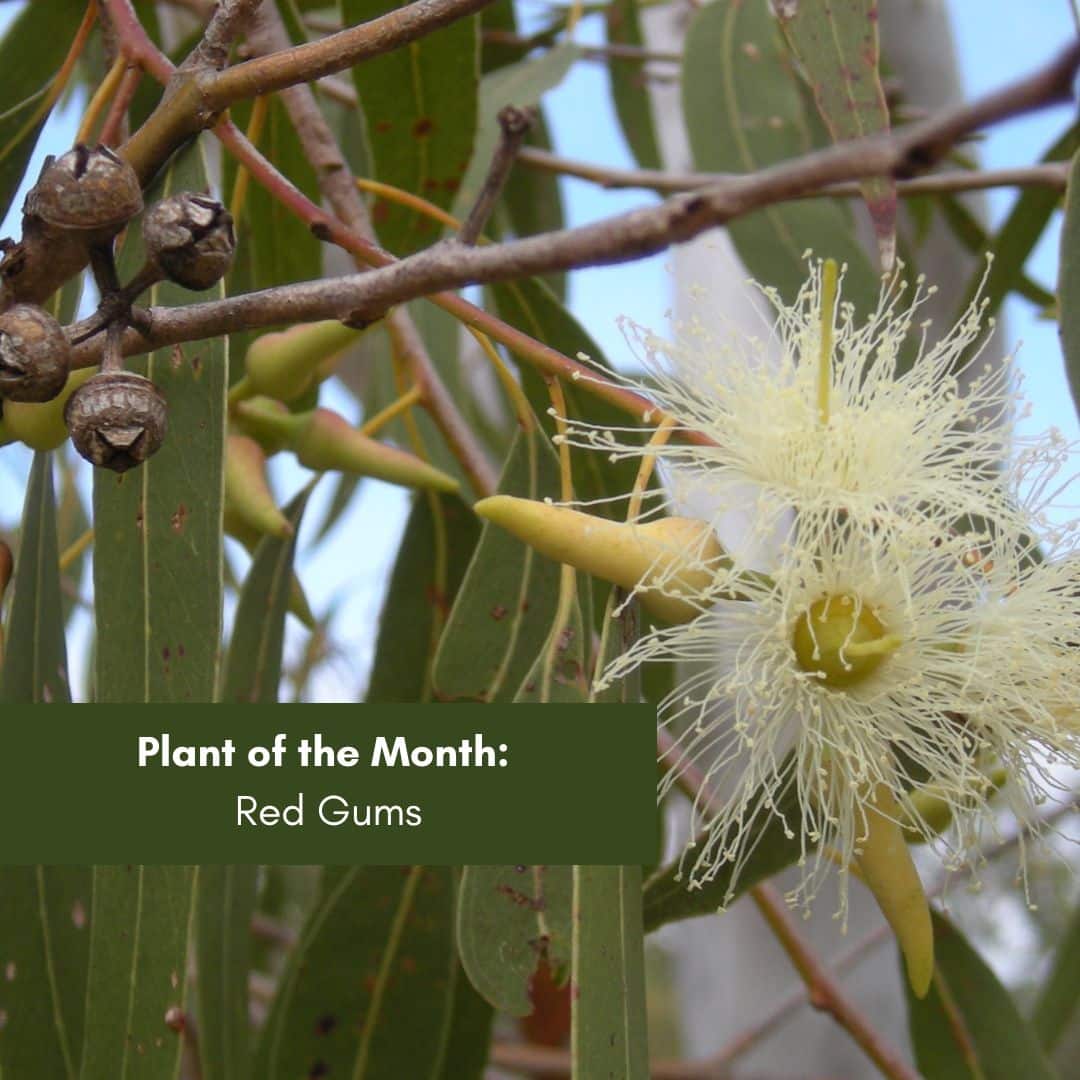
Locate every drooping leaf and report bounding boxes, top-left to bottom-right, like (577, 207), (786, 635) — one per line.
(195, 866), (258, 1080)
(0, 866), (92, 1080)
(456, 865), (573, 1017)
(432, 427), (562, 701)
(435, 963), (494, 1080)
(776, 0), (896, 268)
(367, 493), (480, 702)
(0, 1), (86, 221)
(344, 0), (479, 255)
(79, 865), (198, 1080)
(512, 566), (591, 702)
(605, 0), (664, 170)
(590, 589), (642, 704)
(682, 0), (878, 317)
(220, 484), (313, 704)
(906, 909), (1058, 1080)
(93, 141), (227, 704)
(1032, 899), (1080, 1053)
(571, 865), (650, 1080)
(1058, 149), (1080, 419)
(253, 866), (459, 1079)
(0, 453), (70, 703)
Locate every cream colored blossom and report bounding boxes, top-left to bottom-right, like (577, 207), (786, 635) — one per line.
(562, 261), (1026, 558)
(595, 509), (1080, 914)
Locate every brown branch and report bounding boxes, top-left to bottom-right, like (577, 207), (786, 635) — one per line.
(243, 1), (498, 498)
(518, 147), (1071, 198)
(177, 0), (262, 73)
(457, 105), (533, 245)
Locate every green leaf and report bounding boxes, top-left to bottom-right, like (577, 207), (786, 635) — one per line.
(253, 866), (460, 1079)
(1059, 150), (1080, 420)
(906, 910), (1058, 1080)
(0, 453), (70, 703)
(367, 494), (481, 702)
(194, 866), (257, 1080)
(435, 964), (494, 1080)
(590, 589), (642, 704)
(79, 866), (198, 1080)
(224, 95), (324, 364)
(432, 428), (562, 701)
(957, 123), (1076, 332)
(456, 865), (573, 1016)
(776, 0), (895, 268)
(0, 1), (86, 220)
(1032, 900), (1080, 1052)
(571, 865), (650, 1080)
(681, 0), (878, 316)
(220, 485), (313, 704)
(344, 0), (479, 254)
(93, 142), (227, 704)
(512, 567), (590, 702)
(605, 0), (663, 169)
(0, 866), (92, 1079)
(454, 43), (582, 224)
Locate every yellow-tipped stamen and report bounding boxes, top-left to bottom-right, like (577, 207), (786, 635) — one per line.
(853, 783), (935, 998)
(817, 258), (839, 425)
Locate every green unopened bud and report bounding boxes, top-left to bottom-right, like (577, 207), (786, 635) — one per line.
(236, 320), (374, 404)
(224, 434), (292, 541)
(3, 367), (96, 451)
(474, 497), (733, 623)
(854, 783), (935, 999)
(232, 397), (307, 455)
(901, 768), (1008, 844)
(292, 409), (459, 493)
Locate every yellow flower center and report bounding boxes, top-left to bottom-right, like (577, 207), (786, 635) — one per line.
(792, 593), (901, 689)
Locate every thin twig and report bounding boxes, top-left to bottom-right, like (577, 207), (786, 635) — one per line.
(517, 146), (1071, 198)
(457, 105), (533, 245)
(244, 1), (498, 498)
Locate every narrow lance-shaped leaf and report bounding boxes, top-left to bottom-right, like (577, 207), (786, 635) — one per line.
(0, 2), (87, 220)
(220, 484), (313, 703)
(433, 427), (562, 702)
(905, 909), (1058, 1080)
(571, 865), (650, 1080)
(194, 865), (258, 1080)
(682, 0), (878, 318)
(1032, 898), (1080, 1053)
(367, 493), (481, 702)
(456, 865), (573, 1016)
(253, 866), (459, 1079)
(345, 0), (479, 254)
(79, 865), (199, 1080)
(93, 141), (227, 703)
(0, 866), (92, 1080)
(1058, 149), (1080, 420)
(776, 0), (896, 269)
(605, 0), (664, 170)
(0, 452), (70, 703)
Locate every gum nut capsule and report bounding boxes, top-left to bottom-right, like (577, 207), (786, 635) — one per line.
(65, 371), (167, 472)
(23, 144), (143, 237)
(143, 192), (236, 290)
(0, 304), (72, 402)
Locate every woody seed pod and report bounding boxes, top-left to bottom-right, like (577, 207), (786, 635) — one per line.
(142, 192), (236, 290)
(0, 304), (72, 402)
(24, 144), (142, 240)
(65, 371), (167, 472)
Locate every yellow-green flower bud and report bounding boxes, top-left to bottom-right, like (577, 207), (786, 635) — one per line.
(3, 366), (96, 450)
(224, 434), (292, 541)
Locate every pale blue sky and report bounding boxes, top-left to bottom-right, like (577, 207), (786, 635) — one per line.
(0, 1), (1075, 700)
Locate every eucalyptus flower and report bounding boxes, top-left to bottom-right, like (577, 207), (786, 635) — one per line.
(561, 258), (1026, 557)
